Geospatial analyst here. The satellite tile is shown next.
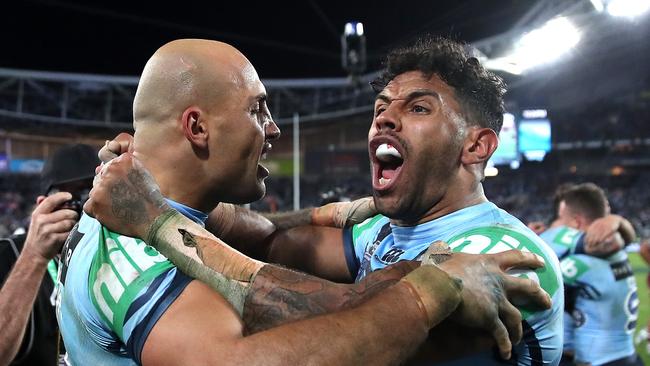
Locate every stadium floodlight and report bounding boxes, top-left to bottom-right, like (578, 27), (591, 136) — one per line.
(355, 23), (364, 36)
(590, 0), (605, 12)
(606, 0), (650, 18)
(341, 22), (367, 76)
(483, 17), (581, 75)
(511, 17), (581, 72)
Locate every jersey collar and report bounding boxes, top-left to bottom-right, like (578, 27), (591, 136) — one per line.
(164, 198), (209, 227)
(391, 202), (497, 242)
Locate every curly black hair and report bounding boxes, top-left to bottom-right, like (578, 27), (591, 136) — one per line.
(371, 35), (507, 134)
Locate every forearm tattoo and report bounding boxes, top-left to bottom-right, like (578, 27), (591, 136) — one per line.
(109, 169), (168, 227)
(243, 261), (418, 334)
(127, 169), (168, 211)
(110, 177), (148, 226)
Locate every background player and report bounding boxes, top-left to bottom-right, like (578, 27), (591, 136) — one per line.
(540, 183), (642, 365)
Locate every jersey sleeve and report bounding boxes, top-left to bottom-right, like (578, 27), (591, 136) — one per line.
(342, 215), (386, 276)
(446, 225), (564, 365)
(540, 227), (583, 259)
(122, 268), (192, 363)
(88, 227), (192, 363)
(341, 227), (360, 277)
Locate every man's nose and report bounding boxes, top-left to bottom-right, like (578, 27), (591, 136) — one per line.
(265, 119), (281, 140)
(373, 105), (401, 132)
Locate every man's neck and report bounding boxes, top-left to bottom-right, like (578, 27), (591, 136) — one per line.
(391, 185), (488, 227)
(133, 150), (215, 213)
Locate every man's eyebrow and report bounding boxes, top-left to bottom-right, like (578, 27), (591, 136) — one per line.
(407, 89), (440, 101)
(375, 93), (391, 103)
(375, 89), (440, 103)
(250, 93), (267, 103)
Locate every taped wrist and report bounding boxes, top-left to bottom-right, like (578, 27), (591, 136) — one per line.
(311, 197), (376, 228)
(143, 209), (264, 314)
(339, 197), (375, 226)
(400, 265), (463, 328)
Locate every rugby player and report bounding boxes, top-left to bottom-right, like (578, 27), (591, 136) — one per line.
(540, 183), (641, 366)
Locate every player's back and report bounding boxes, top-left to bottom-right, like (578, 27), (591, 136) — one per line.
(539, 225), (582, 259)
(562, 250), (639, 365)
(56, 200), (199, 365)
(346, 202), (563, 365)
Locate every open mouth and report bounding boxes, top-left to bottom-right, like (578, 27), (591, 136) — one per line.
(257, 142), (272, 178)
(260, 142), (271, 160)
(370, 138), (405, 192)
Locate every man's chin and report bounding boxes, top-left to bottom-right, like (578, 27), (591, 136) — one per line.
(224, 185), (265, 205)
(373, 196), (402, 218)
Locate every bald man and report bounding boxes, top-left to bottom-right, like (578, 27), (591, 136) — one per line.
(58, 39), (548, 365)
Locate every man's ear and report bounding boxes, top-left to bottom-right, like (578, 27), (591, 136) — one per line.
(461, 127), (498, 165)
(181, 107), (208, 148)
(574, 214), (589, 231)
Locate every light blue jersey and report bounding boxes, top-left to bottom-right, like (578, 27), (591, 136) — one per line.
(343, 202), (564, 366)
(539, 226), (583, 353)
(539, 226), (582, 260)
(541, 226), (639, 365)
(56, 200), (206, 365)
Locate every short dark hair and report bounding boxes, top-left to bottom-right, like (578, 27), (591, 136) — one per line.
(561, 182), (608, 222)
(371, 35), (507, 133)
(550, 182), (576, 222)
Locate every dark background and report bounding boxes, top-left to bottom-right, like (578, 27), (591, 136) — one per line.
(0, 0), (534, 77)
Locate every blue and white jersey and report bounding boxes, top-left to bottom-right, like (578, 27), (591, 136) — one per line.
(541, 225), (638, 365)
(539, 226), (582, 260)
(56, 200), (207, 365)
(343, 202), (564, 366)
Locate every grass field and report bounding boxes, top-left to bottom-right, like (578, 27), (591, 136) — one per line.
(630, 252), (649, 364)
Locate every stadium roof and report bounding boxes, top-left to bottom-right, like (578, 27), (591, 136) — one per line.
(0, 0), (648, 131)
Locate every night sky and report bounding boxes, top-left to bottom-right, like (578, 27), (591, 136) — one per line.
(1, 0), (532, 78)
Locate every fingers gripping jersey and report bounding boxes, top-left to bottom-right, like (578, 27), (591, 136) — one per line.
(541, 226), (639, 365)
(343, 202), (564, 366)
(56, 201), (204, 365)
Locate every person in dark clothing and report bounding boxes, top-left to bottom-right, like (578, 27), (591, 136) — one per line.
(0, 144), (98, 365)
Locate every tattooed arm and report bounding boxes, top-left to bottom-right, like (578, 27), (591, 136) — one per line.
(242, 260), (419, 333)
(96, 135), (372, 282)
(85, 152), (552, 360)
(207, 205), (354, 282)
(205, 199), (372, 282)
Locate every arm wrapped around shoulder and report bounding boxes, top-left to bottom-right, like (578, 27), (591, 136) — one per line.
(310, 197), (376, 228)
(400, 265), (463, 329)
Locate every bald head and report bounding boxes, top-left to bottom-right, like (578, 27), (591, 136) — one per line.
(133, 39), (257, 127)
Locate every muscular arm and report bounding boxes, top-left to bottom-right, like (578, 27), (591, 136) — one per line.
(585, 214), (637, 256)
(617, 216), (636, 244)
(207, 197), (375, 282)
(143, 276), (449, 366)
(243, 260), (418, 333)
